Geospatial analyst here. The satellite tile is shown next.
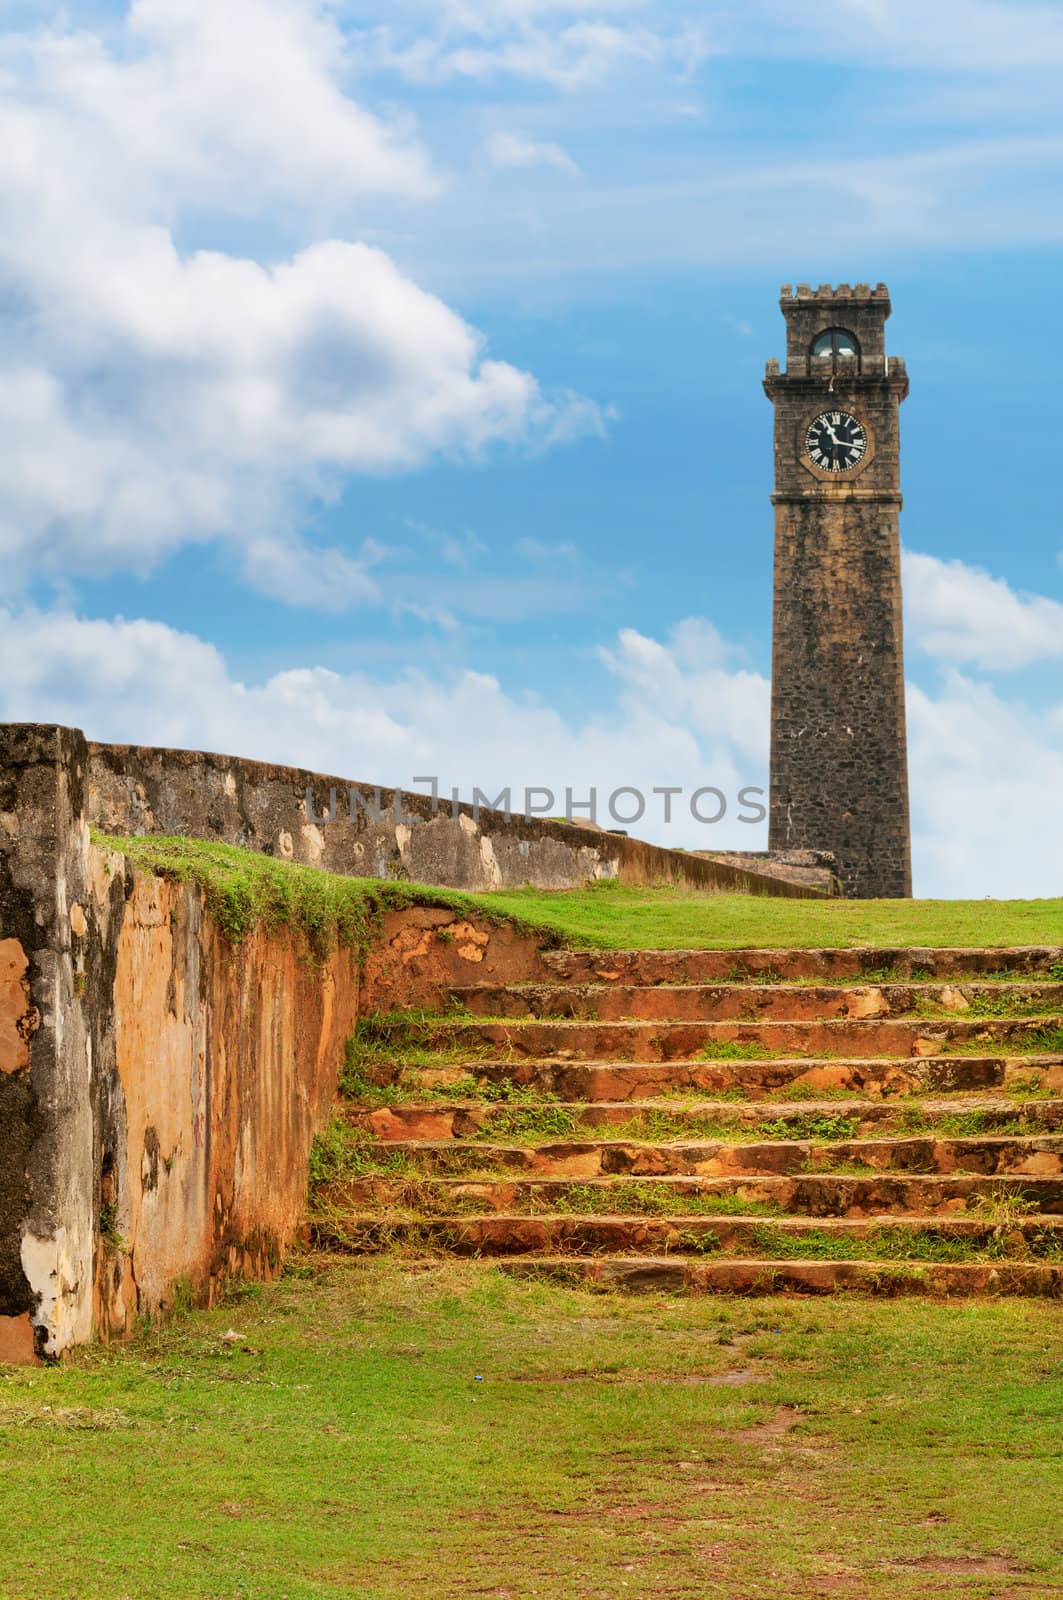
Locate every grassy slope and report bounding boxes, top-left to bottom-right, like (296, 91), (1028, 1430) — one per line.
(1, 1259), (1060, 1600)
(480, 881), (1063, 950)
(22, 841), (1058, 1596)
(92, 833), (562, 958)
(93, 833), (1062, 951)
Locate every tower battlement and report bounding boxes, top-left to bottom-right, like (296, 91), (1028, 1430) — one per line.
(775, 282), (894, 372)
(780, 282), (890, 304)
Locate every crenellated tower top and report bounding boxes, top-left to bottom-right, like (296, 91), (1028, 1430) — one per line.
(766, 281), (905, 388)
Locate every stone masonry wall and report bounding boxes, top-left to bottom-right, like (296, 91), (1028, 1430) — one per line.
(0, 720), (566, 1361)
(90, 861), (361, 1342)
(85, 738), (819, 900)
(0, 726), (96, 1364)
(16, 721), (811, 1362)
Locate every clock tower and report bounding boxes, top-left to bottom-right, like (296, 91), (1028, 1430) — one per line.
(764, 283), (912, 899)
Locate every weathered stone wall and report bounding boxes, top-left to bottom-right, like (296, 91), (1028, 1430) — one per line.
(0, 725), (96, 1364)
(0, 725), (356, 1358)
(0, 720), (823, 1363)
(90, 861), (362, 1341)
(86, 738), (819, 899)
(2, 775), (554, 1359)
(93, 879), (547, 1343)
(696, 849), (839, 895)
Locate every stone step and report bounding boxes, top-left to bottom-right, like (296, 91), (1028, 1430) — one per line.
(353, 1095), (1063, 1143)
(450, 980), (1063, 1023)
(404, 1054), (1063, 1101)
(498, 1256), (1063, 1298)
(360, 1133), (1063, 1179)
(316, 1171), (1063, 1218)
(311, 1211), (1063, 1262)
(425, 1016), (1063, 1062)
(321, 942), (1063, 1298)
(540, 947), (1063, 986)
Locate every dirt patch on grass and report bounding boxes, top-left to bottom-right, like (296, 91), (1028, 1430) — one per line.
(511, 1366), (765, 1386)
(886, 1553), (1026, 1575)
(734, 1404), (804, 1443)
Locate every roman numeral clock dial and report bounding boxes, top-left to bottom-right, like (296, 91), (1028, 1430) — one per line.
(805, 410), (868, 473)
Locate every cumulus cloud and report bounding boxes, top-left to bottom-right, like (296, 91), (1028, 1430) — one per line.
(0, 1), (603, 603)
(5, 0), (436, 210)
(907, 672), (1063, 898)
(599, 619), (769, 765)
(0, 604), (767, 847)
(903, 551), (1063, 671)
(3, 578), (1063, 894)
(487, 131), (581, 175)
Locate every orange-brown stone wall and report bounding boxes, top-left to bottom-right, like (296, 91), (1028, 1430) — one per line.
(91, 858), (362, 1339)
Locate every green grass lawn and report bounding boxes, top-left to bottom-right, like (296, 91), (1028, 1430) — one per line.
(93, 832), (1063, 952)
(480, 881), (1063, 950)
(2, 1258), (1061, 1600)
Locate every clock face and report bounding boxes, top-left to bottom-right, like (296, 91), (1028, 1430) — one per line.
(805, 410), (868, 473)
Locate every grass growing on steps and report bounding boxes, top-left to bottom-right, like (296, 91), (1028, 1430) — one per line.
(4, 1257), (1063, 1600)
(460, 1107), (868, 1145)
(942, 1025), (1063, 1056)
(307, 1116), (419, 1184)
(547, 1184), (782, 1218)
(697, 1038), (778, 1060)
(479, 879), (1063, 950)
(338, 1011), (538, 1107)
(745, 1223), (1063, 1264)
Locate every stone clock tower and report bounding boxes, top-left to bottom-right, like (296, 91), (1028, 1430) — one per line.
(764, 283), (912, 899)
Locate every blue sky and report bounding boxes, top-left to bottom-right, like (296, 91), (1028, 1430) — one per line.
(3, 0), (1063, 895)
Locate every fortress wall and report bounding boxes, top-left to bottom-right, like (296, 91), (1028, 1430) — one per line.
(0, 724), (594, 1361)
(91, 881), (543, 1348)
(85, 737), (818, 899)
(0, 722), (820, 1363)
(89, 863), (361, 1345)
(1, 725), (96, 1364)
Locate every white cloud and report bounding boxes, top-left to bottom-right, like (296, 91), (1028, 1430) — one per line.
(907, 673), (1063, 898)
(242, 534), (384, 612)
(437, 529), (489, 568)
(3, 588), (1063, 895)
(516, 537), (580, 562)
(360, 2), (709, 89)
(3, 0), (437, 213)
(0, 1), (604, 603)
(0, 603), (767, 847)
(401, 126), (1063, 283)
(431, 0), (648, 20)
(903, 550), (1063, 671)
(393, 600), (461, 632)
(487, 131), (581, 175)
(599, 619), (769, 765)
(360, 0), (1063, 92)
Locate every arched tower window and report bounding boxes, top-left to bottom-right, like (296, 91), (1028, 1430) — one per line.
(811, 328), (861, 367)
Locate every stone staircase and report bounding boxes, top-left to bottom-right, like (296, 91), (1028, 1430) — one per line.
(311, 946), (1063, 1296)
